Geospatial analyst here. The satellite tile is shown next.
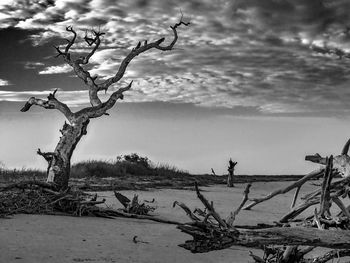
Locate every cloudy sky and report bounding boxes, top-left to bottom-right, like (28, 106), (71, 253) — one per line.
(1, 0), (350, 175)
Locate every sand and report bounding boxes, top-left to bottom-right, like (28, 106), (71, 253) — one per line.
(0, 181), (346, 262)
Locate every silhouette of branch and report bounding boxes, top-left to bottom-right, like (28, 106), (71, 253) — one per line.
(97, 15), (189, 93)
(74, 81), (133, 119)
(81, 30), (105, 65)
(20, 90), (74, 122)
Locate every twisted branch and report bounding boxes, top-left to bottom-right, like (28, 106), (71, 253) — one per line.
(97, 16), (190, 93)
(75, 81), (133, 119)
(20, 89), (74, 123)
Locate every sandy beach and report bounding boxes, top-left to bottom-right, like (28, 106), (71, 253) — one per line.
(0, 181), (344, 263)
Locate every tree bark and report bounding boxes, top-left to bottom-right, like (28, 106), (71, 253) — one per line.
(227, 172), (234, 187)
(45, 118), (89, 190)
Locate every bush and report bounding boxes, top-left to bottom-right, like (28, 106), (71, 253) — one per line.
(122, 153), (150, 168)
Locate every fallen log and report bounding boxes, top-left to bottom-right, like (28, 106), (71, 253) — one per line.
(178, 224), (350, 253)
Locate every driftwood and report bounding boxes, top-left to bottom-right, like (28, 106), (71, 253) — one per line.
(280, 173), (350, 223)
(244, 139), (350, 213)
(178, 224), (350, 253)
(114, 191), (156, 215)
(176, 152), (350, 262)
(177, 182), (350, 253)
(243, 169), (324, 210)
(0, 183), (182, 225)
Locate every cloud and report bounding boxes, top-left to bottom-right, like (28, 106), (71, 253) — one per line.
(23, 61), (45, 69)
(0, 78), (11, 86)
(38, 64), (72, 74)
(0, 89), (89, 106)
(1, 1), (350, 116)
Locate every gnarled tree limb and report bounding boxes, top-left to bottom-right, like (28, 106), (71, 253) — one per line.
(226, 183), (251, 226)
(75, 81), (133, 119)
(20, 90), (74, 123)
(96, 17), (190, 93)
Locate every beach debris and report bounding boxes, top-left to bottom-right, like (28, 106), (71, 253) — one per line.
(175, 139), (350, 263)
(114, 191), (156, 215)
(132, 235), (149, 244)
(144, 198), (155, 203)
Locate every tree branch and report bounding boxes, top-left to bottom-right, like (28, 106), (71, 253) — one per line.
(37, 148), (55, 162)
(341, 138), (350, 155)
(54, 27), (102, 106)
(53, 26), (77, 61)
(243, 169), (324, 210)
(74, 81), (133, 119)
(305, 153), (327, 165)
(20, 90), (74, 123)
(81, 30), (105, 65)
(97, 16), (189, 93)
(226, 183), (251, 226)
(194, 182), (230, 229)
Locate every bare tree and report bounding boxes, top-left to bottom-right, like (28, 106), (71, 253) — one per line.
(227, 158), (237, 187)
(20, 19), (189, 191)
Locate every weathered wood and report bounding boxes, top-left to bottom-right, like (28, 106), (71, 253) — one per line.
(178, 224), (350, 253)
(114, 191), (130, 208)
(45, 118), (90, 190)
(194, 182), (229, 229)
(227, 159), (237, 187)
(291, 186), (301, 208)
(173, 201), (201, 222)
(310, 249), (350, 263)
(280, 175), (350, 223)
(243, 169), (323, 210)
(280, 197), (319, 223)
(319, 156), (333, 217)
(341, 138), (350, 155)
(305, 153), (328, 165)
(226, 183), (251, 226)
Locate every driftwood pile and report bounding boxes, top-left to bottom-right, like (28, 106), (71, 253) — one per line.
(0, 181), (108, 218)
(114, 191), (156, 215)
(0, 181), (156, 219)
(175, 139), (350, 262)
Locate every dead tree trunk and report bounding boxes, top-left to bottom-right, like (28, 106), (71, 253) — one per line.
(227, 159), (237, 187)
(20, 19), (189, 190)
(45, 118), (89, 190)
